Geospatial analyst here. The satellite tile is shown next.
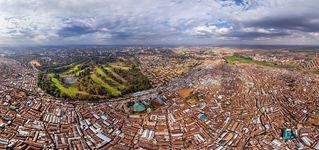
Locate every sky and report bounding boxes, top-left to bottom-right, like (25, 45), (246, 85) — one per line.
(0, 0), (318, 45)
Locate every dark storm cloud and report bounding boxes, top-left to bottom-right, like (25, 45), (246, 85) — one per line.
(230, 0), (319, 39)
(224, 30), (290, 39)
(245, 15), (319, 33)
(184, 0), (319, 42)
(226, 23), (291, 39)
(57, 25), (98, 38)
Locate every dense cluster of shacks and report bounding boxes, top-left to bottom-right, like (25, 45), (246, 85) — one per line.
(241, 52), (319, 71)
(242, 53), (294, 63)
(0, 57), (38, 93)
(136, 55), (200, 87)
(166, 60), (319, 150)
(1, 52), (319, 149)
(120, 58), (319, 149)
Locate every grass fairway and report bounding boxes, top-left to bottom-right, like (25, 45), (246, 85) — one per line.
(62, 64), (81, 75)
(91, 74), (120, 96)
(52, 78), (70, 94)
(95, 69), (125, 89)
(53, 78), (102, 97)
(75, 69), (85, 76)
(102, 65), (119, 77)
(108, 63), (129, 70)
(65, 83), (93, 96)
(69, 64), (80, 72)
(47, 73), (54, 77)
(102, 65), (127, 83)
(54, 64), (73, 70)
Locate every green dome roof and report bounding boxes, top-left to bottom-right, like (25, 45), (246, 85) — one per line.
(133, 103), (146, 112)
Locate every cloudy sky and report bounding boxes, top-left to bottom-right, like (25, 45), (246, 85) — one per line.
(0, 0), (318, 45)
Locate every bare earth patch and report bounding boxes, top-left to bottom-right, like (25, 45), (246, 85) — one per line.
(177, 88), (192, 99)
(0, 118), (8, 127)
(30, 60), (41, 67)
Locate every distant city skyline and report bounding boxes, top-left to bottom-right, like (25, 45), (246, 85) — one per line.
(0, 0), (319, 45)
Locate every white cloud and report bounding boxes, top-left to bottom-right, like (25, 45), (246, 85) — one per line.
(0, 0), (318, 45)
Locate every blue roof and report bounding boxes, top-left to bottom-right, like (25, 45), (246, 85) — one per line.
(157, 97), (164, 103)
(142, 101), (151, 105)
(1, 116), (11, 121)
(200, 115), (207, 120)
(283, 129), (294, 139)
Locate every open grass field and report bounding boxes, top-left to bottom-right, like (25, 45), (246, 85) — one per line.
(52, 78), (70, 94)
(304, 69), (319, 74)
(91, 74), (120, 96)
(225, 56), (270, 65)
(52, 78), (102, 98)
(66, 83), (78, 95)
(53, 76), (106, 97)
(95, 68), (125, 89)
(224, 56), (297, 69)
(65, 83), (94, 96)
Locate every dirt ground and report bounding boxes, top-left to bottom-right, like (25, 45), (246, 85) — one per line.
(177, 88), (192, 99)
(30, 60), (41, 67)
(0, 118), (8, 127)
(19, 92), (26, 97)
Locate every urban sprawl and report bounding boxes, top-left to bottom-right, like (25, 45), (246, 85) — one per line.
(0, 46), (319, 149)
